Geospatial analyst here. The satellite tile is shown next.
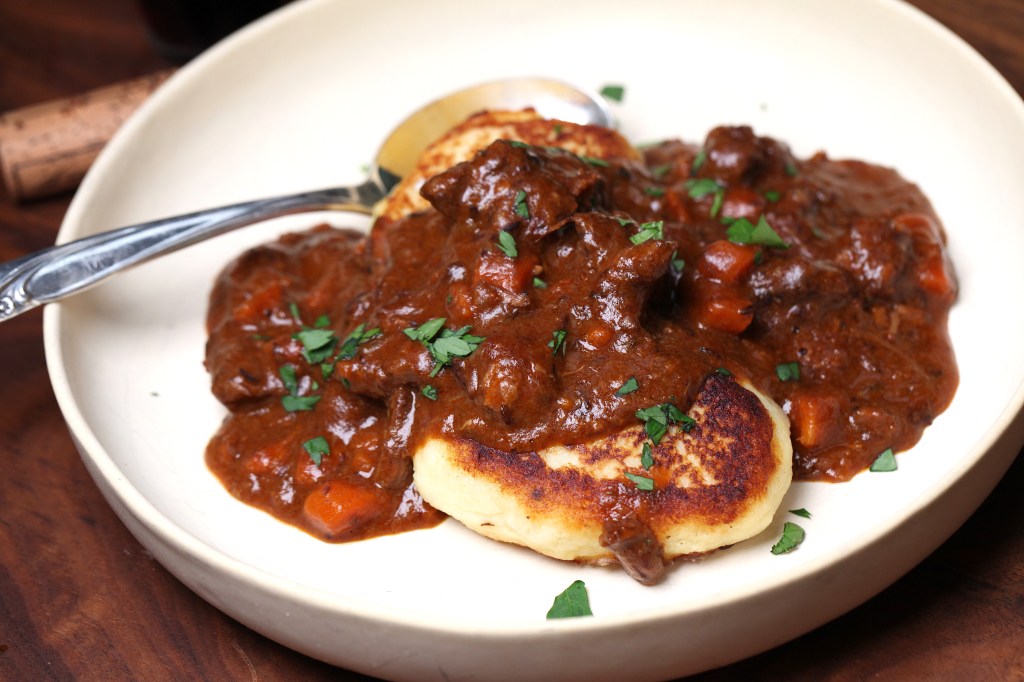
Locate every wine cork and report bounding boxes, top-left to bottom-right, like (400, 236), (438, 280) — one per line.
(0, 69), (176, 202)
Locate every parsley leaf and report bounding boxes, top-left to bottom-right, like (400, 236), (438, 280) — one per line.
(295, 327), (337, 364)
(422, 385), (438, 400)
(548, 329), (567, 355)
(671, 250), (685, 273)
(635, 402), (693, 445)
(302, 436), (330, 466)
(625, 471), (655, 491)
(335, 323), (382, 361)
(513, 189), (530, 219)
(764, 190), (781, 202)
(771, 521), (806, 554)
(405, 319), (485, 377)
(279, 364), (299, 395)
(685, 178), (725, 218)
(629, 220), (665, 245)
(282, 394), (321, 412)
(641, 442), (654, 470)
(726, 215), (790, 248)
(870, 448), (897, 472)
(789, 508), (812, 519)
(533, 277), (547, 289)
(644, 186), (666, 197)
(497, 231), (518, 258)
(581, 156), (609, 167)
(404, 317), (447, 343)
(615, 376), (639, 396)
(691, 149), (707, 174)
(279, 362), (321, 412)
(651, 163), (672, 180)
(599, 84), (625, 103)
(776, 362), (800, 382)
(685, 177), (722, 199)
(546, 580), (593, 619)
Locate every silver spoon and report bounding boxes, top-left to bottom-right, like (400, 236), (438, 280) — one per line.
(0, 78), (613, 322)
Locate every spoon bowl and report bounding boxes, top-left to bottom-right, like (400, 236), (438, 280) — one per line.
(0, 78), (613, 322)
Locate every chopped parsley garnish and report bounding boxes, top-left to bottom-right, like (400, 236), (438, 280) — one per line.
(644, 186), (666, 197)
(641, 442), (654, 470)
(651, 163), (672, 180)
(295, 327), (337, 364)
(726, 215), (790, 248)
(599, 84), (625, 102)
(279, 364), (299, 395)
(314, 314), (330, 328)
(635, 402), (692, 445)
(404, 317), (447, 343)
(513, 189), (530, 219)
(289, 301), (302, 322)
(685, 177), (722, 199)
(404, 318), (485, 377)
(615, 376), (639, 396)
(548, 329), (568, 355)
(870, 448), (898, 472)
(336, 323), (382, 361)
(671, 250), (685, 273)
(771, 522), (806, 554)
(685, 178), (725, 218)
(533, 277), (548, 289)
(785, 161), (799, 177)
(789, 508), (812, 519)
(422, 385), (438, 400)
(282, 394), (321, 412)
(629, 220), (665, 245)
(429, 329), (485, 376)
(764, 190), (781, 202)
(546, 580), (593, 619)
(497, 231), (518, 258)
(776, 362), (800, 382)
(302, 436), (330, 466)
(279, 363), (320, 411)
(716, 367), (732, 376)
(581, 156), (609, 167)
(625, 471), (655, 490)
(691, 149), (707, 174)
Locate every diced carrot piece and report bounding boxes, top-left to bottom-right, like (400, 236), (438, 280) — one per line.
(302, 480), (382, 538)
(475, 249), (538, 292)
(698, 296), (753, 334)
(698, 240), (757, 283)
(663, 190), (693, 222)
(891, 213), (956, 300)
(788, 393), (841, 449)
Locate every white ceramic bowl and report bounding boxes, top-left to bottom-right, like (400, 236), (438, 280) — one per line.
(45, 0), (1024, 679)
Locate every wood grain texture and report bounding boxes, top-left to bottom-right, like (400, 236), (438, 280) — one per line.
(0, 1), (1021, 680)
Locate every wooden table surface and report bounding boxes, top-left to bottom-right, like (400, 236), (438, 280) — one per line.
(1, 1), (1022, 679)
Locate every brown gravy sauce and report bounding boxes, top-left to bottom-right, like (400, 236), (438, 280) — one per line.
(204, 125), (958, 542)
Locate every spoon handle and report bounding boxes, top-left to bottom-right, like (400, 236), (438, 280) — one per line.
(0, 181), (382, 322)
